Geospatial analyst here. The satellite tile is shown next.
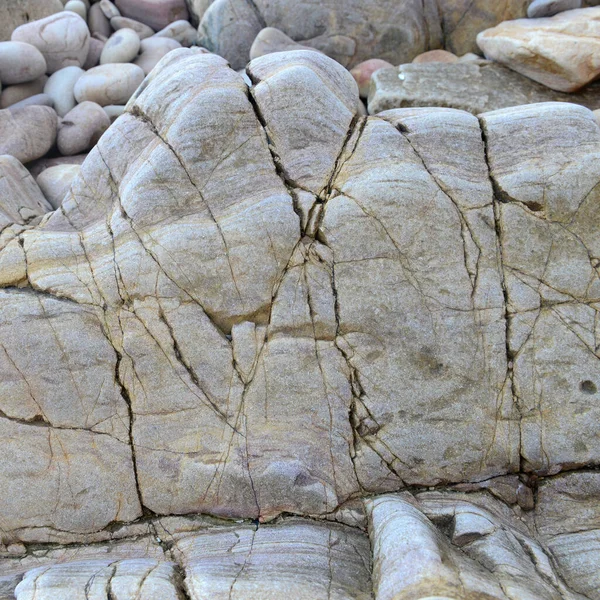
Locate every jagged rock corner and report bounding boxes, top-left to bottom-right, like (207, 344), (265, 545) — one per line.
(1, 47), (600, 599)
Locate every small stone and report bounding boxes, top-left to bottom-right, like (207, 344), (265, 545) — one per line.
(12, 12), (90, 73)
(58, 101), (110, 155)
(115, 0), (189, 32)
(64, 0), (87, 20)
(74, 63), (145, 106)
(88, 2), (112, 38)
(110, 16), (154, 39)
(6, 543), (26, 555)
(99, 0), (120, 19)
(250, 28), (318, 61)
(103, 104), (126, 122)
(84, 37), (105, 69)
(100, 28), (140, 64)
(28, 153), (87, 178)
(153, 20), (197, 47)
(349, 58), (394, 98)
(0, 41), (47, 85)
(134, 37), (180, 74)
(458, 52), (488, 64)
(0, 76), (47, 108)
(8, 93), (54, 111)
(412, 49), (459, 64)
(528, 0), (582, 18)
(0, 105), (58, 163)
(44, 66), (85, 117)
(36, 164), (81, 208)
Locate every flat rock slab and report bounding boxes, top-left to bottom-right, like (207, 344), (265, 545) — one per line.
(368, 61), (600, 115)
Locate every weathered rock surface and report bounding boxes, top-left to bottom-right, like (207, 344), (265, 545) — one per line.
(477, 7), (600, 92)
(0, 48), (599, 597)
(0, 0), (63, 42)
(36, 164), (81, 209)
(368, 61), (600, 115)
(528, 0), (582, 17)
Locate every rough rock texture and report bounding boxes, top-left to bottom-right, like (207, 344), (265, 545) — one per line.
(0, 0), (63, 42)
(0, 48), (600, 597)
(198, 0), (528, 70)
(368, 61), (600, 115)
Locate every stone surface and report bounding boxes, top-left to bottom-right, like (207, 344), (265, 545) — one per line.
(0, 42), (47, 86)
(0, 105), (58, 164)
(528, 0), (582, 17)
(11, 12), (90, 73)
(250, 27), (319, 61)
(64, 0), (88, 20)
(83, 37), (105, 69)
(477, 7), (600, 92)
(74, 62), (145, 105)
(412, 48), (458, 63)
(154, 19), (198, 46)
(115, 0), (189, 31)
(0, 0), (64, 42)
(350, 58), (395, 98)
(43, 66), (85, 117)
(368, 61), (600, 114)
(111, 15), (155, 39)
(88, 1), (112, 38)
(36, 164), (81, 209)
(58, 101), (111, 155)
(6, 93), (54, 111)
(0, 77), (47, 109)
(101, 27), (141, 64)
(134, 37), (181, 74)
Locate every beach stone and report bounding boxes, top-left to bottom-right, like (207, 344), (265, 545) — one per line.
(115, 0), (189, 31)
(369, 61), (600, 114)
(350, 58), (394, 98)
(528, 0), (582, 17)
(83, 37), (105, 69)
(74, 63), (145, 105)
(100, 28), (140, 64)
(0, 105), (57, 163)
(103, 104), (126, 121)
(64, 0), (87, 20)
(12, 12), (90, 73)
(28, 153), (87, 178)
(100, 0), (120, 19)
(412, 48), (459, 63)
(44, 66), (85, 117)
(0, 42), (47, 86)
(88, 1), (112, 38)
(134, 37), (181, 74)
(58, 101), (111, 155)
(477, 7), (600, 92)
(0, 155), (52, 229)
(250, 27), (320, 61)
(36, 164), (81, 209)
(0, 0), (64, 42)
(153, 19), (198, 46)
(7, 93), (54, 111)
(111, 16), (155, 38)
(0, 76), (47, 108)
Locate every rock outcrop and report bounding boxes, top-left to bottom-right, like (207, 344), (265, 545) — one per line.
(0, 48), (599, 598)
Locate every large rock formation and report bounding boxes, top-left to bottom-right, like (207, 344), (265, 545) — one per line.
(0, 48), (599, 598)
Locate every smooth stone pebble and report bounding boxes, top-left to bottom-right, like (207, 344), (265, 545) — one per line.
(527, 0), (582, 18)
(349, 58), (394, 98)
(28, 153), (87, 178)
(115, 0), (189, 31)
(154, 20), (197, 46)
(134, 37), (180, 74)
(250, 27), (318, 61)
(413, 49), (459, 64)
(0, 76), (47, 108)
(58, 101), (110, 155)
(101, 28), (140, 63)
(93, 32), (109, 42)
(0, 105), (58, 163)
(0, 41), (47, 85)
(99, 0), (120, 19)
(103, 104), (126, 122)
(8, 93), (54, 111)
(84, 38), (105, 69)
(36, 164), (81, 209)
(64, 0), (87, 20)
(12, 12), (90, 73)
(44, 66), (85, 117)
(88, 2), (112, 38)
(74, 63), (145, 106)
(111, 16), (155, 38)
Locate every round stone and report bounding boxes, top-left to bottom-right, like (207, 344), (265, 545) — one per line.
(100, 28), (141, 64)
(58, 101), (111, 155)
(114, 0), (189, 32)
(111, 16), (155, 39)
(44, 66), (85, 117)
(84, 38), (105, 70)
(134, 37), (180, 74)
(73, 63), (145, 106)
(412, 49), (459, 64)
(36, 164), (82, 209)
(64, 0), (87, 20)
(0, 76), (47, 109)
(88, 2), (112, 38)
(153, 20), (197, 47)
(0, 41), (47, 86)
(349, 58), (394, 98)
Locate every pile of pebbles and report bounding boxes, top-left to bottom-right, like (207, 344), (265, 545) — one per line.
(0, 0), (195, 209)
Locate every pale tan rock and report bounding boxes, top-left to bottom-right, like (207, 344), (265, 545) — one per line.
(58, 101), (111, 155)
(88, 1), (112, 38)
(249, 27), (320, 61)
(103, 103), (126, 121)
(134, 36), (181, 74)
(153, 19), (198, 46)
(100, 0), (121, 19)
(83, 37), (105, 69)
(101, 27), (141, 64)
(111, 15), (155, 39)
(11, 12), (90, 73)
(528, 0), (582, 17)
(477, 7), (600, 92)
(412, 48), (458, 63)
(115, 0), (189, 31)
(74, 63), (145, 105)
(349, 58), (394, 98)
(0, 105), (58, 163)
(0, 76), (47, 108)
(7, 93), (54, 111)
(43, 65), (85, 117)
(0, 42), (46, 86)
(0, 0), (64, 42)
(64, 0), (87, 20)
(36, 164), (81, 209)
(28, 152), (87, 178)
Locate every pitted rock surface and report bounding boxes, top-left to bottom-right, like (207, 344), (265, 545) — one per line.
(0, 48), (600, 598)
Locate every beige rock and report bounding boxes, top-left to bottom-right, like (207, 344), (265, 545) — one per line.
(249, 27), (320, 61)
(111, 15), (155, 39)
(0, 155), (52, 229)
(83, 37), (105, 69)
(36, 164), (81, 209)
(134, 37), (181, 74)
(101, 27), (141, 64)
(477, 7), (600, 92)
(0, 76), (47, 108)
(412, 48), (458, 63)
(0, 41), (47, 85)
(528, 0), (582, 17)
(100, 0), (121, 19)
(350, 58), (394, 98)
(115, 0), (189, 31)
(7, 93), (54, 111)
(64, 0), (87, 20)
(58, 101), (111, 155)
(88, 1), (112, 38)
(74, 63), (145, 105)
(0, 105), (57, 163)
(0, 0), (64, 42)
(28, 152), (88, 178)
(153, 19), (198, 46)
(11, 12), (90, 73)
(103, 103), (126, 122)
(43, 65), (85, 117)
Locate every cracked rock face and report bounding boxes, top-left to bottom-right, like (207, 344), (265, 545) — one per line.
(1, 48), (600, 597)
